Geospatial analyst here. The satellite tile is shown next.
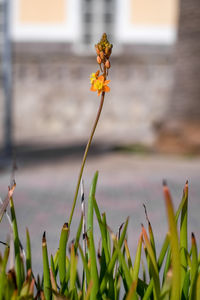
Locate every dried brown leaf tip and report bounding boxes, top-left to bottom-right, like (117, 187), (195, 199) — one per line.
(42, 231), (46, 245)
(162, 179), (171, 200)
(184, 180), (188, 194)
(8, 180), (16, 198)
(63, 222), (69, 230)
(191, 232), (196, 245)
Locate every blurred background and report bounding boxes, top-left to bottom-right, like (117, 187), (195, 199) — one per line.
(1, 0), (200, 275)
(1, 0), (200, 154)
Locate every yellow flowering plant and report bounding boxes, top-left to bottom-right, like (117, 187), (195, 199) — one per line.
(90, 34), (112, 96)
(90, 71), (99, 84)
(1, 33), (200, 300)
(69, 33), (113, 226)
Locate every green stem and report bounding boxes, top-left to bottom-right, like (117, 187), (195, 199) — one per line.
(69, 91), (105, 227)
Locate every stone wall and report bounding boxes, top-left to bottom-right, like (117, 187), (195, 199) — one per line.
(0, 43), (174, 149)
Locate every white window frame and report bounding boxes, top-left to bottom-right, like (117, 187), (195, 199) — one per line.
(115, 0), (177, 44)
(10, 0), (81, 42)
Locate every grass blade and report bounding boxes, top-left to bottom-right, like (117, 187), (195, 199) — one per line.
(132, 232), (142, 283)
(189, 233), (198, 300)
(100, 217), (129, 294)
(102, 213), (111, 257)
(93, 197), (110, 264)
(50, 268), (58, 300)
(160, 269), (172, 300)
(196, 272), (200, 300)
(0, 246), (10, 300)
(157, 179), (188, 271)
(69, 243), (78, 292)
(42, 232), (52, 300)
(74, 214), (83, 254)
(124, 239), (132, 270)
(10, 196), (24, 290)
(53, 249), (59, 276)
(84, 280), (93, 300)
(58, 223), (69, 286)
(87, 171), (99, 298)
(125, 280), (137, 300)
(51, 255), (56, 282)
(142, 225), (160, 300)
(143, 204), (156, 258)
(78, 244), (90, 285)
(180, 181), (188, 293)
(112, 236), (132, 290)
(163, 182), (181, 300)
(145, 181), (189, 300)
(26, 228), (32, 272)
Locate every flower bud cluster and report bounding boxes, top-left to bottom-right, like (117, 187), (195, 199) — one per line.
(95, 33), (112, 71)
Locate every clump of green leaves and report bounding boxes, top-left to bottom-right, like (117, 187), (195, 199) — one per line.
(0, 194), (35, 300)
(1, 173), (200, 300)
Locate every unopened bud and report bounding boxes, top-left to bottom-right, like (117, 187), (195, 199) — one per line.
(97, 56), (101, 64)
(105, 47), (109, 55)
(100, 51), (104, 60)
(95, 45), (100, 55)
(106, 47), (112, 58)
(105, 60), (110, 69)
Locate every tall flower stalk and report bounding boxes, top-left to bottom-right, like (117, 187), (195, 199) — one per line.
(68, 33), (113, 226)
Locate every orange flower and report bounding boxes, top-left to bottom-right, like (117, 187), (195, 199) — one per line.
(90, 75), (110, 96)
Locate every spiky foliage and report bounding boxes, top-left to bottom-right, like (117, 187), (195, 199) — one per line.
(1, 173), (200, 300)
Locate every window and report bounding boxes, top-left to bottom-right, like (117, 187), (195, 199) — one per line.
(79, 0), (115, 48)
(11, 0), (79, 41)
(116, 0), (178, 44)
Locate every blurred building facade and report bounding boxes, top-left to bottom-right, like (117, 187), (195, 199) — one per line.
(11, 0), (177, 45)
(0, 0), (179, 151)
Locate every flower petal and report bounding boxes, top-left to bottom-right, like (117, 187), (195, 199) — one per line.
(90, 85), (97, 91)
(97, 90), (102, 96)
(104, 80), (110, 85)
(98, 75), (105, 82)
(103, 86), (110, 92)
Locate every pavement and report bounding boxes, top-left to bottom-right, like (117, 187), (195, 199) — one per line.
(0, 149), (200, 275)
